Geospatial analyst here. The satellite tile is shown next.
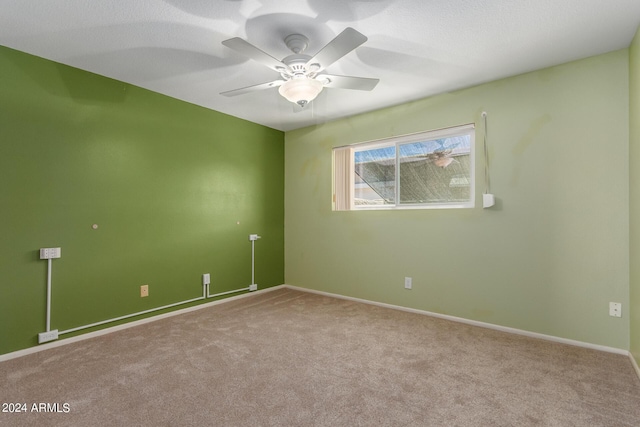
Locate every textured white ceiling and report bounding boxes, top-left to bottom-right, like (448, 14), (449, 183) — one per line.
(1, 0), (639, 131)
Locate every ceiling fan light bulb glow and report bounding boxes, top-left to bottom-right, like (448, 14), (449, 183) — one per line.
(278, 78), (323, 106)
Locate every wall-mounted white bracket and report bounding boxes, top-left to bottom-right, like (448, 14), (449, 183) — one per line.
(39, 247), (61, 343)
(483, 193), (495, 208)
(249, 234), (261, 289)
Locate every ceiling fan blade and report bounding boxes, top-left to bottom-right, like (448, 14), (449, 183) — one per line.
(306, 27), (367, 73)
(321, 74), (379, 91)
(222, 37), (287, 72)
(220, 80), (285, 97)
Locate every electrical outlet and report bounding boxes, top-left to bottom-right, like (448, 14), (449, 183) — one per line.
(39, 247), (61, 259)
(404, 277), (412, 290)
(249, 284), (258, 291)
(203, 273), (210, 286)
(609, 302), (622, 317)
(38, 330), (58, 344)
(140, 285), (149, 298)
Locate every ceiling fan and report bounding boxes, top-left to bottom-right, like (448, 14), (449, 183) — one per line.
(421, 150), (457, 168)
(220, 27), (379, 107)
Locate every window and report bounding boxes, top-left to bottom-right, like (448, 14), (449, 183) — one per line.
(333, 124), (475, 210)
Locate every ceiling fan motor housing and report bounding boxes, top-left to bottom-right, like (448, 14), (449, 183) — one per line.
(281, 54), (314, 78)
(282, 34), (321, 79)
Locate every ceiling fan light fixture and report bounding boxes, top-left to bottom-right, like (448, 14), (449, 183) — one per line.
(434, 157), (454, 168)
(278, 78), (323, 106)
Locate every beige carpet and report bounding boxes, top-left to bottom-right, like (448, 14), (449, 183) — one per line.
(1, 288), (639, 426)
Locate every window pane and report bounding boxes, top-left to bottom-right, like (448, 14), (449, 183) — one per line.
(334, 123), (474, 211)
(354, 146), (396, 205)
(398, 135), (471, 204)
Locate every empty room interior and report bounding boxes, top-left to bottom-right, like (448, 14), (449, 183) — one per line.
(2, 1), (640, 425)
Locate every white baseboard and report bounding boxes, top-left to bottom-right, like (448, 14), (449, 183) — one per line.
(0, 285), (285, 363)
(630, 352), (640, 381)
(4, 282), (637, 383)
(282, 285), (630, 357)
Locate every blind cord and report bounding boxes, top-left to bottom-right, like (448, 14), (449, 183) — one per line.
(482, 111), (490, 194)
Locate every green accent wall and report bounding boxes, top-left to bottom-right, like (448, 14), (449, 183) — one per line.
(0, 46), (284, 355)
(285, 50), (630, 349)
(630, 26), (640, 365)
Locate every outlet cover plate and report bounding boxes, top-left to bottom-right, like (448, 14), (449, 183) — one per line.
(38, 330), (59, 344)
(609, 302), (622, 317)
(404, 277), (412, 290)
(140, 285), (149, 297)
(39, 247), (61, 259)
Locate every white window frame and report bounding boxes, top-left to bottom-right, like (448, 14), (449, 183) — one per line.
(333, 124), (475, 211)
